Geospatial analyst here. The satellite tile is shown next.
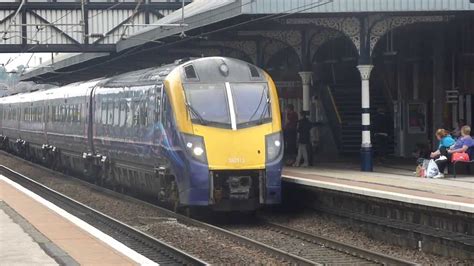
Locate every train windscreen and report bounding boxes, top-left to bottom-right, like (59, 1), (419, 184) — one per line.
(184, 83), (231, 127)
(184, 83), (272, 129)
(230, 83), (271, 126)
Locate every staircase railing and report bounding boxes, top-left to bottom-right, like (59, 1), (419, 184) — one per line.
(320, 85), (343, 151)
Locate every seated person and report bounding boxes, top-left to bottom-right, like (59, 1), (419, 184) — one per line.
(429, 129), (455, 178)
(452, 119), (466, 139)
(436, 126), (474, 177)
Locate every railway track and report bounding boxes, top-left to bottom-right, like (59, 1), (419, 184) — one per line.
(226, 220), (417, 265)
(0, 159), (312, 265)
(0, 153), (416, 265)
(0, 166), (206, 266)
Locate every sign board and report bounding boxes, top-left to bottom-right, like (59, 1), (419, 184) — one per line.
(446, 90), (459, 104)
(407, 102), (427, 134)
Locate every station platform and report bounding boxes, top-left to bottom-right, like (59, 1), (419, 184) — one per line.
(0, 175), (155, 265)
(282, 163), (474, 213)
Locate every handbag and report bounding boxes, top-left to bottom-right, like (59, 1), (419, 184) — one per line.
(451, 152), (470, 162)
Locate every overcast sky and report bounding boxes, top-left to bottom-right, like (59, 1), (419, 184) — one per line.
(0, 53), (52, 72)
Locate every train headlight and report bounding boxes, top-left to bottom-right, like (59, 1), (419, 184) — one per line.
(193, 147), (204, 156)
(265, 132), (283, 163)
(182, 133), (207, 164)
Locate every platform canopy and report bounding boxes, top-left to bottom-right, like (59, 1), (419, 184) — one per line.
(117, 0), (474, 52)
(21, 0), (474, 83)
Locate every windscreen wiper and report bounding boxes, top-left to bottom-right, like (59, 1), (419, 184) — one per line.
(185, 102), (208, 125)
(256, 97), (271, 125)
(247, 87), (266, 123)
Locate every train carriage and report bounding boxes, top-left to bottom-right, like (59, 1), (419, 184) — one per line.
(0, 57), (283, 212)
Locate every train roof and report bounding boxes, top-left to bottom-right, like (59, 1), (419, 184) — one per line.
(0, 79), (102, 104)
(0, 57), (263, 105)
(102, 62), (177, 88)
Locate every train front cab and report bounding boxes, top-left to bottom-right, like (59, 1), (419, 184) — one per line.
(164, 57), (282, 211)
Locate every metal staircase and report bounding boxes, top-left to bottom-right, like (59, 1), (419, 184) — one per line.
(326, 85), (394, 155)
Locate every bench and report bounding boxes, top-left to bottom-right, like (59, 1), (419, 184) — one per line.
(452, 147), (474, 178)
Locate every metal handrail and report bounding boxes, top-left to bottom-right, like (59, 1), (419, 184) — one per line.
(326, 85), (342, 124)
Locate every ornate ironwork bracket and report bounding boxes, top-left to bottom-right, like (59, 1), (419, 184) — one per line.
(283, 17), (361, 54)
(369, 15), (451, 55)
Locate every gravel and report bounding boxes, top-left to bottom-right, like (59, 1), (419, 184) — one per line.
(223, 223), (379, 265)
(261, 209), (473, 265)
(2, 151), (471, 265)
(0, 152), (281, 265)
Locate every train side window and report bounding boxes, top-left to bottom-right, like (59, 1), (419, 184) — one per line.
(113, 101), (120, 126)
(59, 105), (65, 122)
(132, 101), (140, 127)
(54, 105), (59, 122)
(101, 102), (107, 125)
(70, 105), (75, 123)
(125, 101), (131, 128)
(140, 102), (148, 127)
(65, 105), (70, 123)
(108, 102), (114, 126)
(69, 105), (74, 123)
(73, 105), (77, 123)
(119, 101), (127, 127)
(78, 104), (82, 123)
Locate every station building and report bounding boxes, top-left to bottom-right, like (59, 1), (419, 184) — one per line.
(22, 0), (474, 171)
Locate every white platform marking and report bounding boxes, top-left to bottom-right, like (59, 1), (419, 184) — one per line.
(0, 175), (158, 266)
(283, 175), (474, 213)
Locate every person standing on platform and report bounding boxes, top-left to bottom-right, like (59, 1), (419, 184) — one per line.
(373, 107), (392, 162)
(284, 104), (298, 157)
(294, 111), (312, 167)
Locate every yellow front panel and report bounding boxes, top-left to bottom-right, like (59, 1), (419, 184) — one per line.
(164, 64), (282, 171)
(193, 124), (274, 170)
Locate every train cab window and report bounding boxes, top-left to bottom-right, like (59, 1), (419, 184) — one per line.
(231, 83), (271, 126)
(248, 64), (261, 78)
(184, 64), (198, 80)
(183, 83), (230, 126)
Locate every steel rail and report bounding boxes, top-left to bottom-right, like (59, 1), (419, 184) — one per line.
(0, 153), (314, 265)
(0, 152), (416, 265)
(261, 220), (417, 266)
(0, 165), (207, 266)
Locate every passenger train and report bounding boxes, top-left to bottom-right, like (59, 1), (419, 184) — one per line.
(0, 57), (283, 211)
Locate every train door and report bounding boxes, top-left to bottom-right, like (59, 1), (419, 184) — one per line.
(87, 86), (97, 154)
(0, 103), (3, 134)
(153, 84), (163, 145)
